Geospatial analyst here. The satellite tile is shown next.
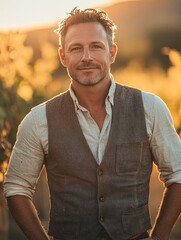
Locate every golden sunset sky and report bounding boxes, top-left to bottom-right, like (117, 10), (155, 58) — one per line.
(0, 0), (130, 31)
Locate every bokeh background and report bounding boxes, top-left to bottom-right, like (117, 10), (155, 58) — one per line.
(0, 0), (181, 239)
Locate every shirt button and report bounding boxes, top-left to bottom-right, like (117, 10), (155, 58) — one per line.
(100, 216), (104, 222)
(97, 169), (103, 176)
(99, 196), (105, 202)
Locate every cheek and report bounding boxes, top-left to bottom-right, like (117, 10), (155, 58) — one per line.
(102, 55), (112, 65)
(66, 55), (82, 67)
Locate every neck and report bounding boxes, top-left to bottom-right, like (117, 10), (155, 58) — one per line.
(71, 79), (111, 112)
(71, 78), (111, 130)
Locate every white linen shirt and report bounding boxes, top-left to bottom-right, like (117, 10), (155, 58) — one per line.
(4, 81), (181, 199)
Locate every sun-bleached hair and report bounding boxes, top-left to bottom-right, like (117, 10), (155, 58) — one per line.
(55, 7), (117, 48)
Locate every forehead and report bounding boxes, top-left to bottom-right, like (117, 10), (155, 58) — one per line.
(64, 22), (108, 47)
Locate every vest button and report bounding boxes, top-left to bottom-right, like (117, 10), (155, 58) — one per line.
(99, 195), (105, 202)
(97, 169), (103, 176)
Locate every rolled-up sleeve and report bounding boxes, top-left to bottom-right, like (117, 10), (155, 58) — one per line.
(4, 105), (47, 199)
(145, 93), (181, 187)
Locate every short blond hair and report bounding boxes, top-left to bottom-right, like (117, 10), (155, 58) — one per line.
(55, 7), (117, 49)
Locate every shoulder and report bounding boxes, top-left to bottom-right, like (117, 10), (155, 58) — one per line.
(17, 102), (47, 139)
(46, 90), (70, 107)
(31, 102), (47, 126)
(141, 91), (173, 133)
(141, 91), (171, 116)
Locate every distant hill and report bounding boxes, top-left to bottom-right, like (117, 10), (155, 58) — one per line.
(103, 0), (181, 67)
(104, 0), (181, 39)
(11, 0), (181, 68)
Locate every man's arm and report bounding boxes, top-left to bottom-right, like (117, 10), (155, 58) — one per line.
(7, 195), (50, 240)
(142, 94), (181, 239)
(150, 183), (181, 240)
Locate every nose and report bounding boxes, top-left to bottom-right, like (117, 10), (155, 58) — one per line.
(81, 48), (93, 62)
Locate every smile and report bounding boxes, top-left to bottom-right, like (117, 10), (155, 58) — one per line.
(77, 67), (98, 70)
(79, 68), (95, 70)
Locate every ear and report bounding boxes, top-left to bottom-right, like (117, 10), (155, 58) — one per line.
(59, 48), (67, 67)
(110, 44), (118, 64)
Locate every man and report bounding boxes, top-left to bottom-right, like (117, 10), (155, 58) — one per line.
(4, 8), (181, 240)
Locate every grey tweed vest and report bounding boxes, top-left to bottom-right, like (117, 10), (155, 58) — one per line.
(45, 84), (152, 240)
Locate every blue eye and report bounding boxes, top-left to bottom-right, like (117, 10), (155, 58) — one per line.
(93, 45), (101, 49)
(70, 46), (81, 52)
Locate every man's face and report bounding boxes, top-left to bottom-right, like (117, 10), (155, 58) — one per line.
(59, 22), (117, 87)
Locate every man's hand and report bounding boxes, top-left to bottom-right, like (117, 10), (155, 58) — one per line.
(142, 237), (160, 240)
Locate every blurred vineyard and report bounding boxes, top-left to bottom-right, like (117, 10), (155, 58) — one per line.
(0, 31), (181, 239)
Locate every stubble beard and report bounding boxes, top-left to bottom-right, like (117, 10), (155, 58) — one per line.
(67, 68), (109, 87)
(74, 74), (105, 86)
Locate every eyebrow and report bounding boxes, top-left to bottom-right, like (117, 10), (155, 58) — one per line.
(68, 41), (105, 48)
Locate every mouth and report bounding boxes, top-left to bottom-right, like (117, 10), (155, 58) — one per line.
(77, 64), (100, 70)
(78, 67), (97, 70)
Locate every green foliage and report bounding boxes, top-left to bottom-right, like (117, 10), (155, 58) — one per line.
(0, 77), (29, 165)
(0, 32), (59, 179)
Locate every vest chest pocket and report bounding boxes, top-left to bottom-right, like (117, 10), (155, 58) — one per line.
(115, 142), (143, 175)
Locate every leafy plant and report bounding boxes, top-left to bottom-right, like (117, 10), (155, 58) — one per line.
(0, 32), (59, 181)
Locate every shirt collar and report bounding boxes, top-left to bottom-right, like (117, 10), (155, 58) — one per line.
(69, 76), (116, 112)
